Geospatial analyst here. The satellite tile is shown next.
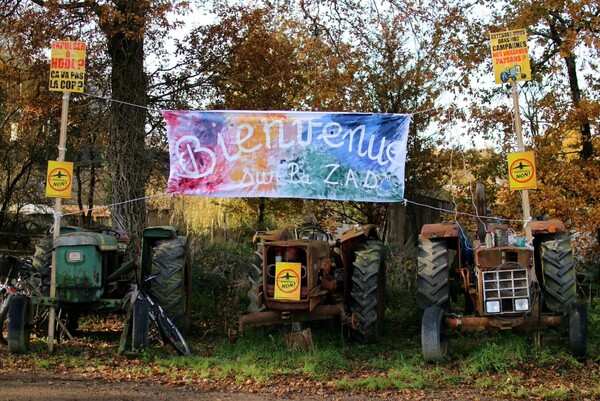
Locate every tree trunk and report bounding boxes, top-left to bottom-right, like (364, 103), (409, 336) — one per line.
(564, 55), (594, 160)
(386, 202), (407, 247)
(258, 198), (266, 229)
(102, 1), (149, 250)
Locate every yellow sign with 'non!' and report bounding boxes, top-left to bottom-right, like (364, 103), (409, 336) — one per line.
(46, 160), (74, 198)
(274, 262), (301, 300)
(507, 151), (537, 190)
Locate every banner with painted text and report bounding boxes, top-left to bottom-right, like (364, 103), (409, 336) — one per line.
(163, 110), (410, 202)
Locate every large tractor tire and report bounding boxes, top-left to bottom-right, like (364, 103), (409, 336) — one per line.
(421, 305), (447, 363)
(149, 236), (192, 334)
(417, 238), (450, 311)
(7, 293), (31, 354)
(350, 240), (384, 343)
(540, 234), (576, 313)
(247, 243), (265, 313)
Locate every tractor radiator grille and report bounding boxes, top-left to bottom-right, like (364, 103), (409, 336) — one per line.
(482, 267), (530, 314)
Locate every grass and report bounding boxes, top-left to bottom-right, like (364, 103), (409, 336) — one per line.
(2, 241), (599, 399)
(1, 308), (597, 400)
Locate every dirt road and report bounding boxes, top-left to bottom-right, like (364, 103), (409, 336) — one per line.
(0, 371), (509, 401)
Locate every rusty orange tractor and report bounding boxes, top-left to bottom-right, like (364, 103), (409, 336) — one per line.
(418, 184), (587, 362)
(240, 224), (385, 343)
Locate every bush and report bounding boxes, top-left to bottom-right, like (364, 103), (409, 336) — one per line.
(190, 242), (253, 326)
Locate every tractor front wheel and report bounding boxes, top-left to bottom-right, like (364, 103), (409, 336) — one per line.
(132, 297), (150, 351)
(350, 240), (384, 343)
(421, 305), (447, 363)
(149, 236), (192, 333)
(568, 303), (588, 359)
(247, 243), (265, 313)
(7, 293), (31, 354)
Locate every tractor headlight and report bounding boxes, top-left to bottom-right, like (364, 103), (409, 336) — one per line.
(514, 298), (530, 312)
(485, 300), (501, 314)
(66, 250), (83, 263)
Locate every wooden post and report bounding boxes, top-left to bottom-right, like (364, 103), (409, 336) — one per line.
(48, 91), (70, 352)
(511, 81), (533, 243)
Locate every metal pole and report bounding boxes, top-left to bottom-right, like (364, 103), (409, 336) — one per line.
(48, 91), (70, 351)
(511, 81), (533, 242)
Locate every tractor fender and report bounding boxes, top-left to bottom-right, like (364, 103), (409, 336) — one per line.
(142, 226), (179, 239)
(252, 229), (288, 244)
(340, 224), (378, 244)
(420, 222), (460, 239)
(54, 232), (118, 251)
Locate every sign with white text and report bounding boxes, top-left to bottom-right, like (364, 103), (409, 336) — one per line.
(163, 110), (410, 202)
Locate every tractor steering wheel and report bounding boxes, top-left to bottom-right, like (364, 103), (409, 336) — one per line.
(102, 229), (121, 239)
(298, 226), (329, 241)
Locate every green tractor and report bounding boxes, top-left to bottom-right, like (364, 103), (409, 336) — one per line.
(6, 226), (191, 354)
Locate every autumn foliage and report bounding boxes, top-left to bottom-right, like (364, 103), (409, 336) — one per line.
(0, 0), (597, 266)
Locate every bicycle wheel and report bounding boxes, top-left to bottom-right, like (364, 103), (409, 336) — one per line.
(154, 305), (190, 356)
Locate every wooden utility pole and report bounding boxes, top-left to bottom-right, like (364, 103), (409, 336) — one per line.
(511, 81), (533, 243)
(48, 91), (70, 351)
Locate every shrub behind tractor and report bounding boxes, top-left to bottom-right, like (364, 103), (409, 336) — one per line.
(239, 224), (385, 343)
(418, 184), (587, 362)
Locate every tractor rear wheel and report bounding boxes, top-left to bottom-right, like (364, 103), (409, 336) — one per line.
(421, 305), (447, 363)
(350, 240), (384, 343)
(7, 293), (31, 354)
(149, 236), (192, 333)
(418, 238), (450, 311)
(540, 234), (576, 312)
(247, 244), (265, 313)
(568, 303), (588, 359)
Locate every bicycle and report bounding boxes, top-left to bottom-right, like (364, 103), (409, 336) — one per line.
(0, 274), (16, 345)
(121, 274), (190, 356)
(0, 256), (42, 351)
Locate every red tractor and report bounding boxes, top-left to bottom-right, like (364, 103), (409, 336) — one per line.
(418, 184), (587, 362)
(239, 224), (385, 343)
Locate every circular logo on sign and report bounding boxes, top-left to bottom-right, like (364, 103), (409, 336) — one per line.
(509, 158), (535, 184)
(276, 269), (300, 294)
(48, 167), (72, 192)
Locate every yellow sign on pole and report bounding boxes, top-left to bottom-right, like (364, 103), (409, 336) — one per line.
(46, 160), (74, 198)
(490, 28), (531, 84)
(507, 151), (537, 190)
(49, 41), (86, 93)
(274, 262), (301, 300)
